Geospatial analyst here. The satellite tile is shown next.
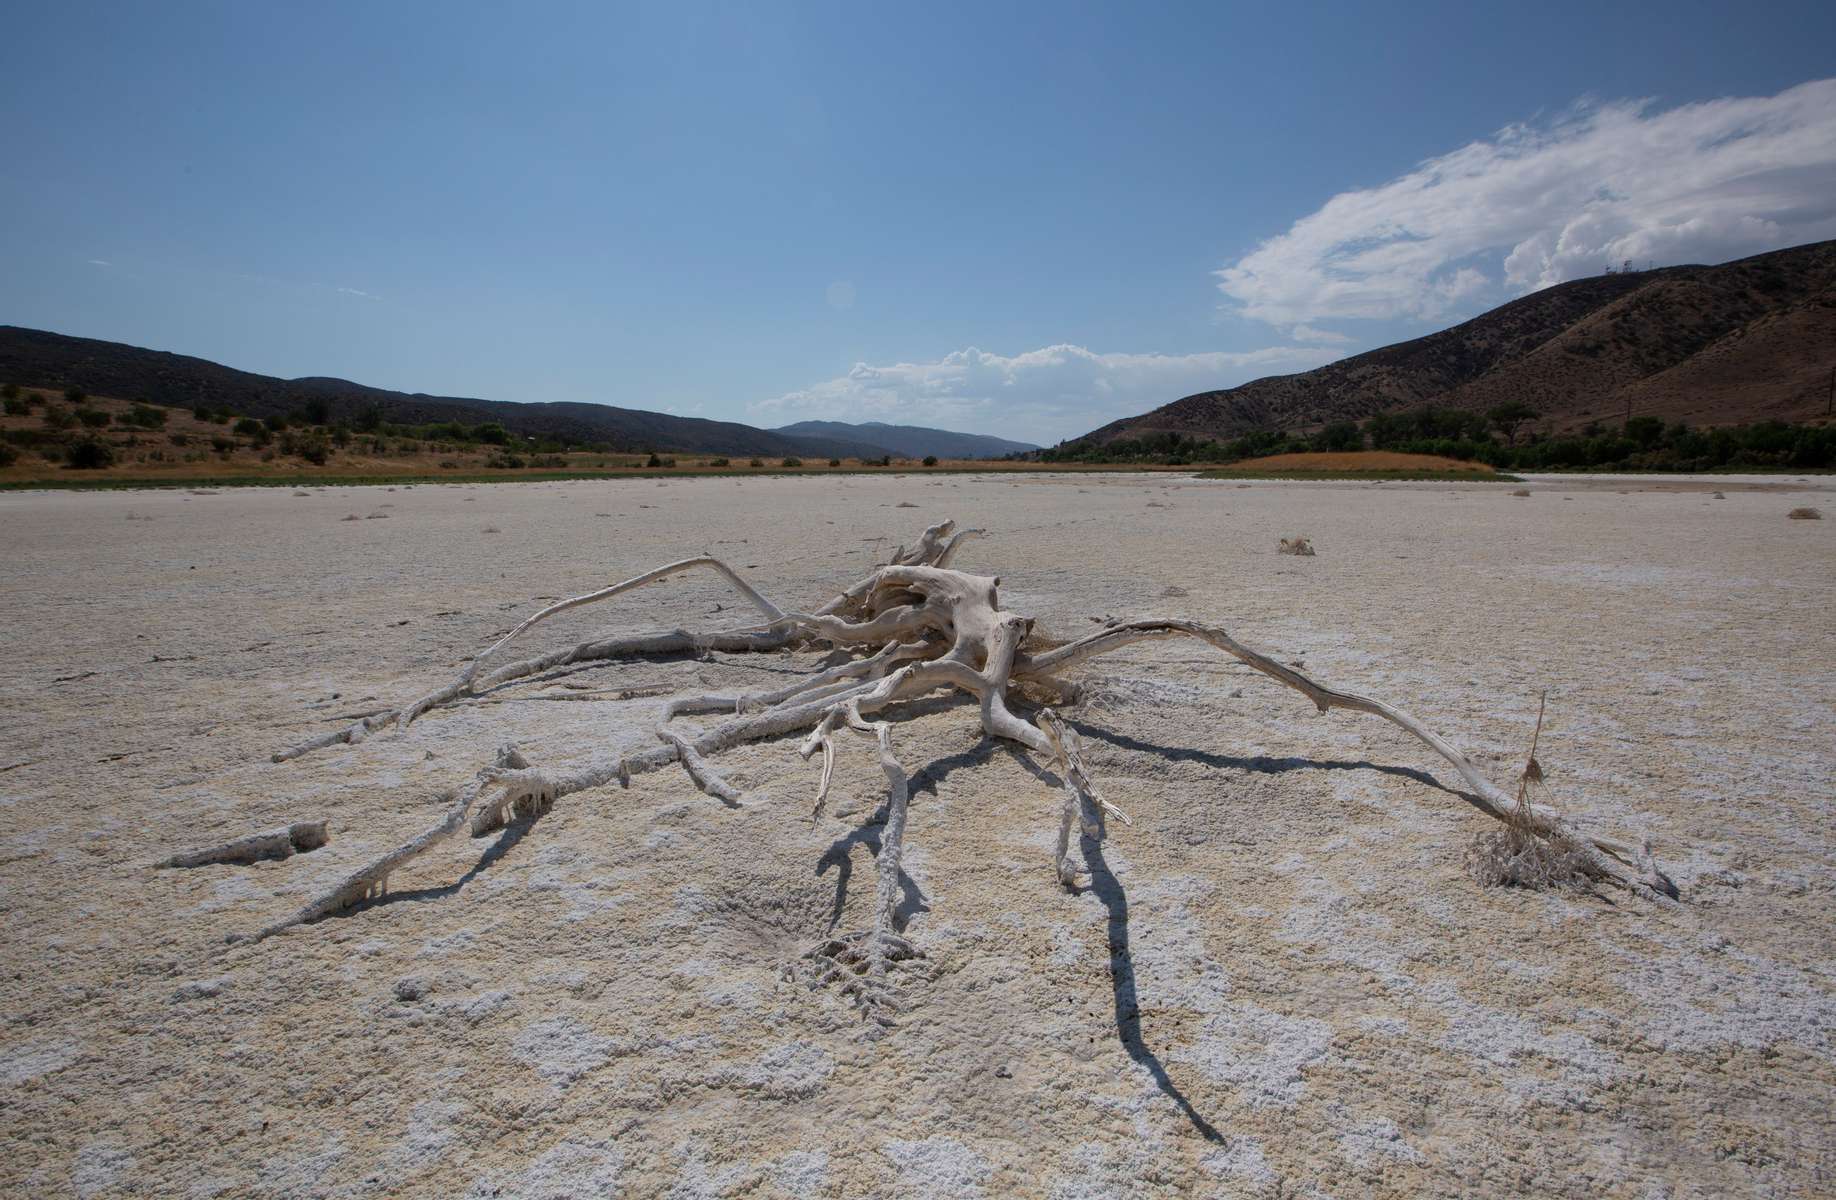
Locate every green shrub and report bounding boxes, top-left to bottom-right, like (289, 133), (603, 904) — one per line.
(781, 457), (802, 468)
(709, 457), (730, 467)
(646, 453), (663, 467)
(63, 386), (87, 404)
(211, 434), (235, 453)
(2, 397), (26, 416)
(193, 404), (212, 421)
(66, 438), (114, 469)
(0, 443), (17, 467)
(126, 404), (168, 428)
(0, 383), (18, 401)
(265, 414), (289, 433)
(234, 417), (265, 437)
(828, 458), (840, 467)
(43, 405), (75, 431)
(169, 432), (190, 447)
(76, 408), (111, 428)
(922, 455), (938, 466)
(749, 458), (764, 468)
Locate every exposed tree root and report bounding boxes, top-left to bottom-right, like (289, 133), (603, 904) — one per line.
(226, 518), (1677, 1019)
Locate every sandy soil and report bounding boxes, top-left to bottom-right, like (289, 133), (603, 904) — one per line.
(2, 472), (1833, 1198)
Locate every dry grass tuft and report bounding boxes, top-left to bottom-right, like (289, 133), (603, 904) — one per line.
(1278, 536), (1315, 556)
(1510, 489), (1531, 497)
(1787, 506), (1821, 520)
(1465, 693), (1591, 892)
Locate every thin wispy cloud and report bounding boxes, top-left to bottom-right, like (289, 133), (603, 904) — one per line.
(1217, 77), (1836, 332)
(336, 286), (375, 299)
(751, 343), (1337, 443)
(87, 259), (112, 267)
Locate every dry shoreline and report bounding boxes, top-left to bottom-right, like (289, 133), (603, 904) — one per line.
(2, 472), (1832, 1197)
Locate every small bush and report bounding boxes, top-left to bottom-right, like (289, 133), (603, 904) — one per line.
(2, 397), (26, 416)
(828, 458), (840, 467)
(0, 443), (17, 467)
(646, 453), (663, 467)
(126, 404), (168, 428)
(749, 458), (764, 468)
(43, 405), (75, 431)
(295, 435), (330, 465)
(169, 432), (190, 447)
(488, 453), (526, 469)
(1278, 536), (1315, 556)
(265, 414), (289, 433)
(234, 417), (265, 438)
(64, 386), (87, 404)
(781, 457), (802, 468)
(192, 404), (212, 421)
(922, 455), (938, 467)
(76, 408), (111, 428)
(709, 457), (730, 467)
(1787, 507), (1821, 520)
(0, 383), (18, 401)
(66, 438), (115, 469)
(210, 434), (235, 453)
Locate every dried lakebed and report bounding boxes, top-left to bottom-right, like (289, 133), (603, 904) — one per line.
(2, 472), (1832, 1197)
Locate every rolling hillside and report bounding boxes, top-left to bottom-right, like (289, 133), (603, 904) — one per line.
(1074, 240), (1836, 447)
(0, 327), (894, 459)
(773, 420), (1037, 460)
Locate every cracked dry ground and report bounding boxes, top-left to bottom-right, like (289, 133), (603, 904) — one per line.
(2, 471), (1833, 1198)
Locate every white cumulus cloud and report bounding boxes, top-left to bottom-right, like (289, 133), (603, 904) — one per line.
(1216, 77), (1836, 332)
(750, 343), (1337, 445)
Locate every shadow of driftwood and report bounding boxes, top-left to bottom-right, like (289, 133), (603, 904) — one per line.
(1068, 719), (1458, 796)
(342, 810), (543, 913)
(1003, 745), (1225, 1143)
(1083, 829), (1225, 1143)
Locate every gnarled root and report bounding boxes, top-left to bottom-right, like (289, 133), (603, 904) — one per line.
(790, 703), (926, 1028)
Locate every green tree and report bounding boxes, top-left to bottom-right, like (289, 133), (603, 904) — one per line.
(1486, 402), (1538, 446)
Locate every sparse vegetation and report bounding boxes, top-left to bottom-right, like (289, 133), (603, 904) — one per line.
(781, 457), (802, 467)
(923, 455), (938, 466)
(1788, 507), (1822, 520)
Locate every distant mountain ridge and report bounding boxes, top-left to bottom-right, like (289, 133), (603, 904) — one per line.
(1072, 240), (1836, 447)
(0, 327), (894, 459)
(773, 420), (1038, 460)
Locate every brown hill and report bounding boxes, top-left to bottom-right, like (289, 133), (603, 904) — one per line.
(1077, 241), (1836, 446)
(0, 327), (896, 460)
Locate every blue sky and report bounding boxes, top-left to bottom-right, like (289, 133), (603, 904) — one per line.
(5, 2), (1835, 444)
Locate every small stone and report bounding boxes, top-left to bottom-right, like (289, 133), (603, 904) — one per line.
(394, 977), (429, 1002)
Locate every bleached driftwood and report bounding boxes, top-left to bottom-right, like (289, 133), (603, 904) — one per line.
(233, 519), (1676, 1026)
(157, 821), (328, 868)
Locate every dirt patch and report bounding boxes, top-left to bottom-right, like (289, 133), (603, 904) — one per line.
(1228, 451), (1497, 473)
